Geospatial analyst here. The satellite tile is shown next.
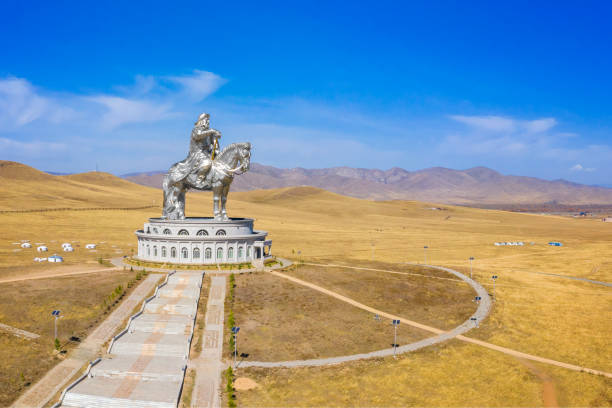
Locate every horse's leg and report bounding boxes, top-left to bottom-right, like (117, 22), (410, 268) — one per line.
(213, 184), (222, 220)
(177, 186), (186, 219)
(221, 184), (230, 220)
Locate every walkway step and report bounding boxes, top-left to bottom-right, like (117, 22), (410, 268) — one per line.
(129, 313), (194, 335)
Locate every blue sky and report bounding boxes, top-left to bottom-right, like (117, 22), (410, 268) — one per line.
(1, 1), (611, 186)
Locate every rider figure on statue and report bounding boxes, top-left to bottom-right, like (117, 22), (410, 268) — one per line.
(161, 112), (251, 220)
(174, 113), (221, 183)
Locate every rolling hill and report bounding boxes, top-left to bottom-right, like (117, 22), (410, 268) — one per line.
(0, 161), (160, 211)
(123, 163), (612, 205)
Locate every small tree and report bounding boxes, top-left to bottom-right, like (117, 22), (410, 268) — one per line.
(54, 338), (61, 351)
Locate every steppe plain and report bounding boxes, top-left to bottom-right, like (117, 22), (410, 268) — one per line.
(0, 161), (610, 407)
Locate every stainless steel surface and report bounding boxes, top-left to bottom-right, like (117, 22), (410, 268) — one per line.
(162, 113), (251, 220)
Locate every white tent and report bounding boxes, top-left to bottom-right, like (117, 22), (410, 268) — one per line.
(37, 246), (48, 252)
(21, 243), (32, 248)
(48, 255), (63, 263)
(62, 243), (72, 248)
(85, 244), (97, 249)
(63, 246), (74, 252)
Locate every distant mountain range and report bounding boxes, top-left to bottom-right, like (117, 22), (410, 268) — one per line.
(122, 163), (612, 205)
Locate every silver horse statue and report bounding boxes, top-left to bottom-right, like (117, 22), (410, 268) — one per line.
(161, 114), (251, 220)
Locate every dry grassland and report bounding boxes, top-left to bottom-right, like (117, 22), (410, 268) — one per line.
(0, 270), (136, 406)
(225, 271), (444, 361)
(284, 263), (476, 330)
(1, 164), (610, 406)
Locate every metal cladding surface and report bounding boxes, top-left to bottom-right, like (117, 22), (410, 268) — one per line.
(162, 113), (251, 221)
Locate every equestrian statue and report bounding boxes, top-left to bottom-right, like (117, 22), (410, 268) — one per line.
(162, 113), (251, 220)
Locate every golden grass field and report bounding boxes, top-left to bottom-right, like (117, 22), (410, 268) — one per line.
(225, 265), (475, 361)
(0, 161), (611, 406)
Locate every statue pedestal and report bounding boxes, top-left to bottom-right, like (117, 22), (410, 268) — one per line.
(134, 217), (272, 265)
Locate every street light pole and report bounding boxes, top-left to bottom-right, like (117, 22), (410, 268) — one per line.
(392, 319), (400, 358)
(423, 246), (428, 265)
(231, 326), (240, 368)
(51, 310), (61, 342)
(469, 257), (474, 279)
(491, 275), (498, 302)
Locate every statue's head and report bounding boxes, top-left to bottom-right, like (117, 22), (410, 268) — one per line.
(194, 113), (210, 129)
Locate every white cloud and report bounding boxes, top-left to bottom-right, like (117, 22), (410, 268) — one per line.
(0, 77), (75, 129)
(0, 137), (67, 155)
(165, 70), (226, 101)
(0, 70), (226, 132)
(570, 164), (595, 172)
(87, 95), (173, 129)
(449, 115), (516, 132)
(449, 115), (557, 134)
(524, 118), (557, 133)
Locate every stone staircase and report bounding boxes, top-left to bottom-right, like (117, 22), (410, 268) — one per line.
(59, 271), (203, 408)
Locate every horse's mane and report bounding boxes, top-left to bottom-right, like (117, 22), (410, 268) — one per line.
(217, 142), (251, 161)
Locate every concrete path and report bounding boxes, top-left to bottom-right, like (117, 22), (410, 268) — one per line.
(258, 263), (612, 378)
(58, 272), (203, 408)
(12, 274), (161, 408)
(111, 257), (291, 275)
(0, 267), (118, 285)
(0, 322), (40, 340)
(191, 275), (227, 408)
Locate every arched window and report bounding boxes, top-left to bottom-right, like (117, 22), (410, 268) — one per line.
(238, 246), (244, 259)
(163, 229), (172, 235)
(228, 247), (234, 259)
(153, 246), (158, 256)
(146, 245), (150, 256)
(162, 247), (167, 257)
(178, 229), (189, 236)
(205, 248), (212, 259)
(171, 247), (177, 258)
(153, 228), (158, 234)
(196, 229), (208, 236)
(216, 229), (226, 236)
(182, 247), (188, 259)
(247, 246), (252, 258)
(216, 247), (223, 260)
(193, 248), (200, 259)
(147, 227), (151, 234)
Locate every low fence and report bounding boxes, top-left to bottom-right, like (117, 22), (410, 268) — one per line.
(106, 271), (174, 353)
(50, 358), (102, 408)
(0, 205), (158, 214)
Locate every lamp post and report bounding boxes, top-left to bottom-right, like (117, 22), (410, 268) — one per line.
(391, 319), (400, 358)
(469, 257), (475, 279)
(51, 310), (61, 340)
(231, 326), (240, 368)
(491, 275), (498, 301)
(423, 246), (428, 265)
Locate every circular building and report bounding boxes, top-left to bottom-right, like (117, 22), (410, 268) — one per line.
(135, 217), (272, 266)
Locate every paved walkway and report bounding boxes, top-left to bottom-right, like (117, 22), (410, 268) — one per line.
(12, 274), (161, 408)
(111, 257), (291, 275)
(256, 263), (611, 378)
(191, 275), (227, 408)
(0, 267), (118, 285)
(58, 272), (203, 408)
(0, 323), (40, 340)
